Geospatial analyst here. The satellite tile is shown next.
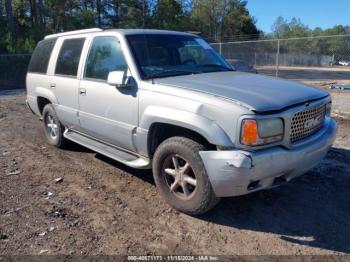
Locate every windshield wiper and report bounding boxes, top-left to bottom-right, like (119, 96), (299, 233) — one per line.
(199, 64), (233, 71)
(144, 69), (200, 80)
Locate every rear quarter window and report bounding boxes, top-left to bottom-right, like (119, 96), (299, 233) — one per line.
(55, 38), (85, 77)
(28, 38), (57, 74)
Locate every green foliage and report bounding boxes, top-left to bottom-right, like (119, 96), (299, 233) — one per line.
(1, 0), (349, 56)
(152, 0), (185, 30)
(271, 16), (350, 40)
(270, 16), (350, 59)
(190, 0), (260, 41)
(0, 0), (260, 53)
(271, 16), (310, 39)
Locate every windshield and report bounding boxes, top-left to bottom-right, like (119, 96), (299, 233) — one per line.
(126, 34), (233, 79)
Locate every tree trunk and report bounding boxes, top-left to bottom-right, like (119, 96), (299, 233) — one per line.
(82, 0), (88, 11)
(29, 0), (38, 26)
(5, 0), (16, 42)
(37, 0), (44, 25)
(55, 1), (65, 32)
(96, 0), (102, 27)
(114, 0), (121, 28)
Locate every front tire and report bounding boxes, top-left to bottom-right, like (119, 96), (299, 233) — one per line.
(152, 137), (219, 215)
(42, 104), (67, 148)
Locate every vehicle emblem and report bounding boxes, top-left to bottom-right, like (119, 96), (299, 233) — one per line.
(304, 115), (322, 129)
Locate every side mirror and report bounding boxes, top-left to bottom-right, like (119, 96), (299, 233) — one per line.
(107, 71), (130, 88)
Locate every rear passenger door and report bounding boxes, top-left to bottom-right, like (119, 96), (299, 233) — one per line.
(78, 35), (138, 151)
(50, 37), (86, 129)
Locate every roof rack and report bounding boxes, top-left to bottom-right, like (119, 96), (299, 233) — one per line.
(44, 28), (103, 39)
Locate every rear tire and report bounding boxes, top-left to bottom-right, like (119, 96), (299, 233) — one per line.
(152, 137), (220, 215)
(42, 104), (68, 148)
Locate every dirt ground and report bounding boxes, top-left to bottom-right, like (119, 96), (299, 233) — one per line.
(257, 65), (350, 83)
(0, 92), (350, 256)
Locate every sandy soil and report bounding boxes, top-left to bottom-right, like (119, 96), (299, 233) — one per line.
(0, 92), (349, 255)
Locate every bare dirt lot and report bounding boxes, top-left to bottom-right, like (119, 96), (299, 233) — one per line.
(0, 92), (350, 255)
(257, 66), (350, 84)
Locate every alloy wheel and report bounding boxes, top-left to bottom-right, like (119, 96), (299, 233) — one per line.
(45, 113), (59, 139)
(162, 154), (197, 200)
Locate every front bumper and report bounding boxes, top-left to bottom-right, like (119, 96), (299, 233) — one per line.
(199, 118), (337, 197)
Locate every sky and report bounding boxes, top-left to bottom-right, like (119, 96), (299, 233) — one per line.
(246, 0), (350, 33)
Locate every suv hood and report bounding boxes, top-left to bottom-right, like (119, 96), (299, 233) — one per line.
(154, 71), (329, 112)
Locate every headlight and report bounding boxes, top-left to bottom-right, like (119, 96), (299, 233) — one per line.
(326, 102), (332, 117)
(241, 118), (284, 146)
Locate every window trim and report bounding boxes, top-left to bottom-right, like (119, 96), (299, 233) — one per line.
(54, 37), (86, 78)
(82, 35), (129, 83)
(53, 74), (82, 79)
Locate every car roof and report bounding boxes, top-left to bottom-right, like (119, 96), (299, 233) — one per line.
(44, 28), (196, 40)
(107, 29), (196, 36)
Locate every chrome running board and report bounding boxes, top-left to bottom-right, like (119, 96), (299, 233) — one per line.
(64, 129), (150, 169)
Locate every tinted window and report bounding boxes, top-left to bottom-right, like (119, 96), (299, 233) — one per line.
(28, 39), (57, 74)
(85, 36), (127, 80)
(55, 38), (85, 76)
(127, 34), (232, 79)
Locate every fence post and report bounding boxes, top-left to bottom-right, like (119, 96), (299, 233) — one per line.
(254, 52), (257, 67)
(275, 39), (280, 78)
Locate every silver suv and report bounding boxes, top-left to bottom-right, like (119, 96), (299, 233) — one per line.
(26, 28), (337, 215)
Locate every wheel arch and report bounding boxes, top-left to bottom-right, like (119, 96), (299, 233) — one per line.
(140, 106), (233, 156)
(37, 96), (52, 116)
(35, 87), (58, 116)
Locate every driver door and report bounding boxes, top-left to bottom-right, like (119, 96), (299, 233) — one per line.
(78, 35), (138, 151)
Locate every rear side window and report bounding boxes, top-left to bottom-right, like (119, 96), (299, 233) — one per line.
(28, 38), (57, 74)
(55, 38), (85, 77)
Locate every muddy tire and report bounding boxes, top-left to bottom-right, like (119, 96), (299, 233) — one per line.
(42, 104), (68, 148)
(152, 137), (220, 215)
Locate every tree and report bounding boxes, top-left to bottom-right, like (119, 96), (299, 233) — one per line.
(190, 0), (259, 41)
(3, 0), (347, 56)
(271, 16), (310, 39)
(271, 16), (289, 38)
(220, 0), (259, 40)
(4, 0), (16, 42)
(28, 0), (38, 26)
(190, 0), (218, 40)
(123, 0), (151, 28)
(152, 0), (185, 30)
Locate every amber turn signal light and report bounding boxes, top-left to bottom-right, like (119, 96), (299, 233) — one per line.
(241, 120), (258, 145)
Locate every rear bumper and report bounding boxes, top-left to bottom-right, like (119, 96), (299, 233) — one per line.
(199, 118), (337, 197)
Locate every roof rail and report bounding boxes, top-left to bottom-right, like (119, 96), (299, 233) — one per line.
(44, 28), (103, 39)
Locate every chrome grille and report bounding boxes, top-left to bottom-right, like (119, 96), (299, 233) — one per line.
(290, 104), (326, 143)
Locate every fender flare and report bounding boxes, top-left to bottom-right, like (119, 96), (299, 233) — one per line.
(35, 86), (59, 105)
(140, 106), (233, 146)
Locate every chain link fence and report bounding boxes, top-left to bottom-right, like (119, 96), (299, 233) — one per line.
(212, 34), (350, 82)
(0, 35), (350, 89)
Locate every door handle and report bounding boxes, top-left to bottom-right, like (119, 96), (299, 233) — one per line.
(50, 83), (56, 89)
(79, 88), (86, 95)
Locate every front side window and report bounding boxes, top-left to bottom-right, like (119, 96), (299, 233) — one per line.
(55, 38), (85, 77)
(85, 36), (128, 81)
(126, 34), (232, 79)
